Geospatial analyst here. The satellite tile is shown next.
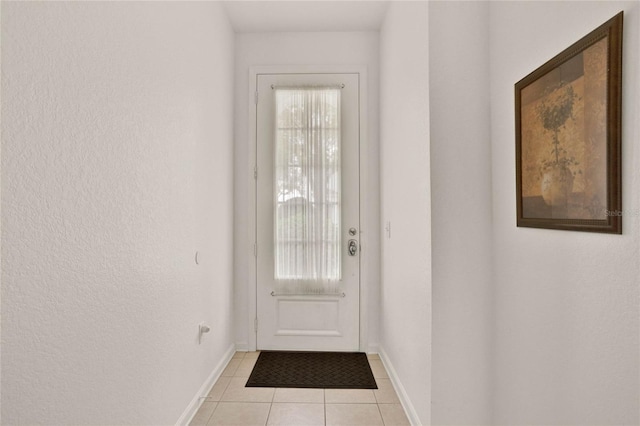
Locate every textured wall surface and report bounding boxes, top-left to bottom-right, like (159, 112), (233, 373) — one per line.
(1, 2), (235, 424)
(490, 2), (640, 424)
(429, 2), (493, 424)
(379, 2), (431, 425)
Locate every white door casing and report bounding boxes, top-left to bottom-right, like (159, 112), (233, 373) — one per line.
(255, 73), (360, 351)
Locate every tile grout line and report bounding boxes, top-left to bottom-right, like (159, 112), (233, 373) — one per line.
(264, 386), (276, 426)
(375, 401), (386, 426)
(323, 388), (327, 426)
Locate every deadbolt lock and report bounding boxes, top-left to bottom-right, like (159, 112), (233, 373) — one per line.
(348, 239), (358, 256)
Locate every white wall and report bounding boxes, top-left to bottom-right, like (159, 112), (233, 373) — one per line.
(0, 3), (3, 420)
(429, 1), (493, 424)
(1, 2), (235, 424)
(490, 2), (640, 425)
(379, 2), (431, 425)
(233, 31), (380, 351)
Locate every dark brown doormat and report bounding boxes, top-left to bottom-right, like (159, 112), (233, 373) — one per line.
(245, 351), (378, 389)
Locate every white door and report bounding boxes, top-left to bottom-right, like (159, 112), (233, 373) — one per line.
(256, 73), (360, 351)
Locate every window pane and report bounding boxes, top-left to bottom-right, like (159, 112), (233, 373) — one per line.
(274, 88), (341, 294)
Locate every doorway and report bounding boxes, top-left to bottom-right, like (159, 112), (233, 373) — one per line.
(255, 72), (361, 351)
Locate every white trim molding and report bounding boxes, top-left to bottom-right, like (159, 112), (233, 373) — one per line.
(248, 65), (370, 352)
(367, 344), (380, 355)
(379, 347), (422, 426)
(175, 344), (236, 426)
(234, 341), (249, 352)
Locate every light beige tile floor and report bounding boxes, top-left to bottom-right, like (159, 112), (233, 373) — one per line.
(191, 352), (410, 426)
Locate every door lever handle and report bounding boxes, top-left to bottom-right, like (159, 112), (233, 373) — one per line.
(348, 239), (358, 256)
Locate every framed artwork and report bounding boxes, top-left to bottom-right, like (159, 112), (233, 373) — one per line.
(515, 12), (623, 233)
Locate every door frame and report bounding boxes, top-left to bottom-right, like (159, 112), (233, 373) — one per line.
(247, 65), (370, 352)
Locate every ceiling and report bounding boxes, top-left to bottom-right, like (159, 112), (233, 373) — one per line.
(222, 1), (390, 33)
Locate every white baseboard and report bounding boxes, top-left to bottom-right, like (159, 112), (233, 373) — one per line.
(175, 343), (236, 426)
(379, 347), (422, 426)
(234, 341), (249, 351)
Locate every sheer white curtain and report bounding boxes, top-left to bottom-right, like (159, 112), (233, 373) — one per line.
(274, 88), (341, 295)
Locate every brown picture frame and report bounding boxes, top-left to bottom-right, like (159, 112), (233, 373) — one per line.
(515, 12), (623, 233)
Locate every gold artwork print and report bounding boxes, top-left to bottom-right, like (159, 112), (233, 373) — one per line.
(520, 38), (608, 220)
